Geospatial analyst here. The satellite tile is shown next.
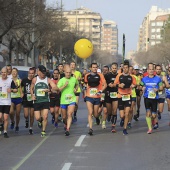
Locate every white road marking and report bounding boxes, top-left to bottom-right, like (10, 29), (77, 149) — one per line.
(61, 163), (72, 170)
(75, 135), (86, 147)
(12, 129), (55, 170)
(87, 123), (89, 127)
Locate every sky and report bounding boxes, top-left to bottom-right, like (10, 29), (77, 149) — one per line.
(46, 0), (170, 55)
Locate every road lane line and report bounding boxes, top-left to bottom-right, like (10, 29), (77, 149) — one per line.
(61, 163), (72, 170)
(75, 135), (86, 147)
(12, 129), (55, 170)
(87, 123), (89, 127)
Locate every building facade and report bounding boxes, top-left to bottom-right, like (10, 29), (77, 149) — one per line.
(101, 20), (118, 55)
(137, 6), (170, 52)
(63, 7), (102, 49)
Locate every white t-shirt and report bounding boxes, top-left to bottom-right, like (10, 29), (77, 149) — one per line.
(0, 77), (12, 105)
(7, 74), (12, 79)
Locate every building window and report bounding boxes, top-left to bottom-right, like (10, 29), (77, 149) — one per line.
(156, 29), (160, 32)
(156, 22), (163, 26)
(151, 22), (156, 26)
(151, 41), (155, 46)
(151, 29), (155, 33)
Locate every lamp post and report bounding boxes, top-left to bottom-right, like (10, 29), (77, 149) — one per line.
(59, 0), (63, 64)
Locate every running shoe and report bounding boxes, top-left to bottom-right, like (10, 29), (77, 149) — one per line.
(73, 116), (77, 122)
(96, 117), (100, 125)
(107, 115), (111, 122)
(65, 130), (70, 136)
(54, 122), (58, 128)
(102, 121), (106, 129)
(120, 119), (124, 127)
(158, 112), (161, 120)
(51, 116), (55, 124)
(29, 129), (33, 135)
(111, 126), (116, 133)
(88, 129), (93, 136)
(41, 131), (46, 137)
(25, 120), (29, 128)
(147, 129), (152, 134)
(37, 121), (42, 129)
(4, 132), (9, 138)
(10, 122), (15, 129)
(123, 129), (128, 135)
(133, 115), (139, 121)
(128, 122), (132, 129)
(15, 126), (19, 133)
(153, 123), (159, 130)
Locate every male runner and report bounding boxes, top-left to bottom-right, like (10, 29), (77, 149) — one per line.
(70, 61), (82, 122)
(140, 64), (163, 134)
(57, 67), (79, 136)
(114, 63), (136, 135)
(50, 69), (60, 128)
(104, 63), (118, 132)
(30, 65), (58, 137)
(21, 68), (35, 134)
(84, 63), (107, 135)
(0, 67), (16, 138)
(154, 65), (169, 129)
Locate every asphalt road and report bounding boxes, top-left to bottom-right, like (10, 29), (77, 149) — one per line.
(0, 97), (170, 170)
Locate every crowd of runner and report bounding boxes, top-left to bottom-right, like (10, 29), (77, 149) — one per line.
(0, 60), (170, 138)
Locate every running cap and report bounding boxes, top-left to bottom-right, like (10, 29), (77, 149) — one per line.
(134, 65), (139, 70)
(38, 65), (46, 74)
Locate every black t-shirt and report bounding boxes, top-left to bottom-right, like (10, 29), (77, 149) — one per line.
(60, 73), (65, 79)
(119, 74), (133, 88)
(21, 78), (32, 101)
(86, 73), (100, 87)
(104, 72), (118, 92)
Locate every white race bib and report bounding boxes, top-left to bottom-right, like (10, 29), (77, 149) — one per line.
(37, 89), (45, 96)
(148, 91), (156, 99)
(110, 92), (117, 98)
(65, 94), (73, 103)
(0, 92), (8, 99)
(27, 94), (32, 101)
(101, 93), (105, 101)
(89, 88), (98, 96)
(122, 94), (130, 101)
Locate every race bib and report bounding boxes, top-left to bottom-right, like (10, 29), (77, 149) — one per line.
(65, 94), (73, 103)
(101, 93), (105, 101)
(110, 92), (117, 98)
(11, 92), (18, 98)
(148, 91), (156, 99)
(90, 88), (98, 96)
(122, 94), (130, 101)
(0, 92), (7, 99)
(27, 94), (32, 101)
(37, 89), (45, 96)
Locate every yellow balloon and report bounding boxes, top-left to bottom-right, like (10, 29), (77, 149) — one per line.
(74, 39), (93, 59)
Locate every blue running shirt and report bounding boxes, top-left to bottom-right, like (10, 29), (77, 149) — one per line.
(140, 76), (162, 99)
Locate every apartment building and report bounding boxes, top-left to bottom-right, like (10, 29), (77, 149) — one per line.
(63, 7), (102, 49)
(137, 6), (170, 52)
(101, 20), (118, 55)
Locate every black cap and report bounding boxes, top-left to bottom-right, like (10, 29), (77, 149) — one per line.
(38, 65), (46, 74)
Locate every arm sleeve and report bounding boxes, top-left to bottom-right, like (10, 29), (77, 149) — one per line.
(114, 74), (120, 84)
(57, 79), (63, 88)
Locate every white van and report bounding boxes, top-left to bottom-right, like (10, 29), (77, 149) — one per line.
(12, 66), (31, 79)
